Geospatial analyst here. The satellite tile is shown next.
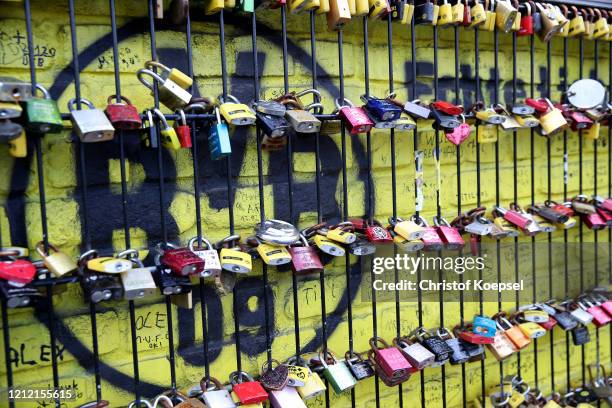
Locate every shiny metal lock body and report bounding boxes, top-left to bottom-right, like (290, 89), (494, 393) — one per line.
(312, 234), (345, 256)
(202, 389), (236, 408)
(269, 386), (307, 408)
(570, 304), (594, 325)
(288, 239), (324, 274)
(257, 111), (290, 139)
(345, 352), (375, 380)
(137, 68), (192, 111)
(24, 84), (63, 134)
(404, 99), (431, 119)
(348, 238), (376, 256)
(446, 337), (469, 365)
(362, 95), (402, 121)
(393, 234), (425, 252)
(338, 102), (374, 135)
(120, 266), (158, 300)
(495, 0), (518, 32)
(256, 219), (300, 245)
(145, 60), (193, 90)
(285, 109), (321, 133)
(68, 98), (115, 143)
(104, 95), (142, 130)
(36, 242), (78, 277)
(189, 237), (222, 278)
(161, 247), (205, 276)
(395, 338), (435, 369)
(369, 337), (413, 379)
(327, 0), (351, 30)
(0, 77), (32, 102)
(391, 217), (426, 240)
(395, 112), (417, 130)
(154, 267), (192, 295)
(86, 257), (132, 274)
(320, 352), (357, 394)
(464, 218), (493, 236)
(296, 371), (326, 400)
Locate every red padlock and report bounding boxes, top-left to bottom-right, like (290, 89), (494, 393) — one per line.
(525, 98), (549, 114)
(160, 245), (205, 276)
(583, 213), (607, 230)
(494, 205), (532, 230)
(538, 316), (558, 331)
(175, 109), (192, 148)
(369, 337), (412, 379)
(594, 196), (612, 213)
(568, 111), (593, 131)
(288, 236), (323, 275)
(0, 259), (37, 284)
(596, 208), (612, 227)
(433, 216), (465, 250)
(230, 371), (269, 405)
(456, 323), (495, 345)
(104, 95), (142, 130)
(416, 217), (444, 251)
(365, 220), (393, 243)
(430, 101), (464, 116)
(337, 98), (374, 135)
(462, 0), (472, 26)
(349, 218), (367, 232)
(545, 200), (575, 217)
(517, 2), (533, 36)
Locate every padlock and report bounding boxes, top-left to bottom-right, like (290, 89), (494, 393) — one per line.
(208, 106), (232, 160)
(593, 196), (612, 213)
(368, 0), (391, 20)
(415, 327), (453, 365)
(361, 94), (402, 122)
(431, 101), (462, 130)
(23, 84), (63, 134)
(582, 299), (611, 327)
(493, 205), (532, 230)
(477, 123), (498, 143)
(517, 1), (533, 36)
(348, 237), (376, 256)
(118, 250), (157, 300)
(0, 77), (32, 102)
(87, 256), (132, 274)
(140, 109), (159, 149)
(218, 237), (252, 274)
(318, 351), (357, 393)
(172, 109), (192, 148)
(472, 315), (497, 338)
(441, 329), (469, 365)
(394, 112), (417, 131)
(518, 306), (549, 323)
(437, 0), (453, 26)
(257, 111), (290, 142)
(328, 0), (351, 30)
(567, 110), (594, 132)
(482, 0), (496, 31)
(402, 0), (415, 23)
(572, 195), (597, 215)
(389, 0), (405, 21)
(68, 98), (115, 143)
(229, 371), (268, 405)
(445, 114), (471, 145)
(281, 94), (321, 134)
(160, 245), (205, 276)
(324, 222), (357, 244)
(144, 60), (193, 90)
(473, 102), (505, 125)
(287, 358), (326, 400)
(0, 280), (43, 308)
(284, 359), (309, 387)
(495, 0), (517, 32)
(551, 305), (578, 331)
(200, 377), (236, 408)
(393, 336), (435, 369)
(154, 264), (192, 296)
(433, 217), (465, 250)
(36, 241), (78, 278)
(288, 236), (323, 275)
(104, 95), (142, 130)
(595, 209), (612, 228)
(451, 0), (464, 25)
(389, 216), (426, 240)
(538, 315), (558, 330)
(316, 0), (330, 13)
(516, 317), (547, 339)
(269, 386), (307, 408)
(514, 113), (539, 128)
(469, 0), (486, 28)
(256, 241), (292, 266)
(289, 0), (318, 13)
(151, 109), (181, 150)
(365, 220), (393, 243)
(538, 99), (568, 136)
(369, 336), (413, 379)
(415, 0), (435, 25)
(417, 217), (444, 251)
(537, 2), (564, 42)
(486, 329), (517, 361)
(0, 258), (36, 285)
(492, 213), (520, 238)
(366, 350), (409, 386)
(336, 98), (374, 135)
(572, 324), (591, 346)
(496, 315), (531, 349)
(583, 212), (607, 230)
(7, 129), (26, 158)
(567, 6), (586, 37)
(188, 237), (222, 278)
(567, 301), (594, 325)
(312, 234), (345, 256)
(218, 94), (256, 126)
(79, 251), (124, 303)
(584, 121), (601, 140)
(137, 68), (192, 111)
(582, 8), (595, 40)
(259, 360), (290, 391)
(456, 322), (494, 345)
(392, 231), (425, 252)
(345, 351), (376, 380)
(463, 213), (493, 236)
(592, 292), (612, 316)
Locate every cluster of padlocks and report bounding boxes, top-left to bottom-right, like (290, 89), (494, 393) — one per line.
(1, 58), (610, 158)
(163, 0), (612, 40)
(76, 290), (611, 407)
(0, 194), (610, 308)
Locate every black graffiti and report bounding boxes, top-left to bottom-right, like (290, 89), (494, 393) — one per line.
(9, 343), (66, 368)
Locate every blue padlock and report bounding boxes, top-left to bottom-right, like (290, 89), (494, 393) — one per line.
(361, 95), (403, 122)
(472, 315), (497, 338)
(208, 106), (232, 160)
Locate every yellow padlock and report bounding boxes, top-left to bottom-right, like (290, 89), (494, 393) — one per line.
(554, 5), (569, 37)
(368, 0), (390, 20)
(567, 6), (586, 37)
(296, 370), (327, 400)
(584, 122), (601, 140)
(354, 0), (369, 16)
(317, 0), (330, 14)
(539, 100), (568, 136)
(220, 247), (252, 274)
(205, 0), (225, 14)
(437, 0), (452, 26)
(393, 233), (424, 252)
(469, 0), (486, 28)
(431, 3), (440, 25)
(515, 114), (539, 128)
(507, 390), (525, 408)
(144, 60), (193, 90)
(346, 0), (356, 15)
(593, 9), (610, 39)
(312, 234), (345, 256)
(495, 0), (517, 33)
(401, 2), (415, 24)
(289, 0), (320, 13)
(36, 241), (78, 277)
(556, 216), (577, 230)
(518, 321), (547, 339)
(451, 1), (463, 24)
(8, 130), (27, 158)
(87, 256), (133, 274)
(325, 224), (357, 244)
(582, 8), (594, 40)
(218, 95), (256, 126)
(154, 109), (181, 150)
(482, 1), (496, 31)
(510, 6), (520, 32)
(392, 217), (425, 240)
(477, 124), (498, 143)
(395, 112), (417, 130)
(224, 0), (236, 8)
(522, 309), (549, 323)
(256, 242), (292, 266)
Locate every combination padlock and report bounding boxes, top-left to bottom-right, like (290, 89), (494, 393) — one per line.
(365, 219), (394, 243)
(23, 84), (63, 134)
(369, 336), (413, 379)
(188, 237), (222, 278)
(415, 327), (453, 365)
(104, 94), (142, 130)
(345, 351), (375, 380)
(137, 68), (192, 111)
(319, 351), (357, 394)
(68, 98), (115, 143)
(393, 335), (435, 370)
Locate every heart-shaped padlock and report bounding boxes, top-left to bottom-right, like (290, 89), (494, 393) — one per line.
(445, 116), (471, 146)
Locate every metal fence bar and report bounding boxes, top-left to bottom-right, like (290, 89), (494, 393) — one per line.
(578, 36), (586, 387)
(562, 33), (571, 392)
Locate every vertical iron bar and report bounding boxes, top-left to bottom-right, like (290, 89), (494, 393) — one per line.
(563, 34), (571, 391)
(579, 37), (585, 386)
(2, 301), (13, 408)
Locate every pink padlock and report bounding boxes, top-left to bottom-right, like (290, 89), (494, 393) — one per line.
(591, 292), (612, 317)
(594, 196), (612, 212)
(416, 217), (444, 251)
(584, 300), (611, 327)
(444, 115), (471, 146)
(596, 208), (612, 227)
(337, 98), (374, 135)
(583, 212), (607, 230)
(369, 337), (412, 379)
(434, 216), (465, 250)
(494, 205), (532, 230)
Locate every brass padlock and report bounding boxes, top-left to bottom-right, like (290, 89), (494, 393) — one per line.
(36, 241), (78, 278)
(481, 0), (496, 31)
(144, 60), (193, 90)
(328, 0), (352, 30)
(390, 216), (425, 241)
(469, 0), (487, 28)
(593, 8), (609, 39)
(568, 6), (586, 37)
(536, 2), (563, 42)
(495, 0), (517, 33)
(451, 0), (464, 25)
(137, 68), (192, 111)
(539, 98), (568, 136)
(8, 130), (27, 158)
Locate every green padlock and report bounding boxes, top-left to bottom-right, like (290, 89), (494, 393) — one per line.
(23, 84), (63, 134)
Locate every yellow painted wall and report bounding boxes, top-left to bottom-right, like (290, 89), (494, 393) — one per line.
(0, 1), (610, 407)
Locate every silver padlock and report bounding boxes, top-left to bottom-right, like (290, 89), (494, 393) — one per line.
(464, 217), (493, 236)
(189, 237), (222, 278)
(68, 98), (115, 143)
(137, 68), (192, 111)
(118, 249), (158, 300)
(269, 385), (307, 408)
(0, 77), (32, 102)
(201, 377), (237, 408)
(394, 337), (436, 370)
(568, 301), (594, 325)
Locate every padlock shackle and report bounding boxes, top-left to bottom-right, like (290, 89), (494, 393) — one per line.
(369, 336), (392, 351)
(145, 60), (172, 73)
(317, 350), (337, 368)
(127, 399), (153, 408)
(295, 88), (322, 102)
(218, 93), (240, 105)
(199, 376), (224, 392)
(34, 84), (51, 100)
(184, 102), (212, 114)
(151, 395), (174, 408)
(35, 241), (61, 257)
(152, 109), (170, 128)
(67, 98), (95, 112)
(304, 102), (324, 114)
(106, 94), (133, 106)
(188, 236), (213, 251)
(136, 69), (164, 91)
(229, 370), (254, 385)
(175, 109), (187, 126)
(335, 97), (354, 109)
(433, 215), (451, 227)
